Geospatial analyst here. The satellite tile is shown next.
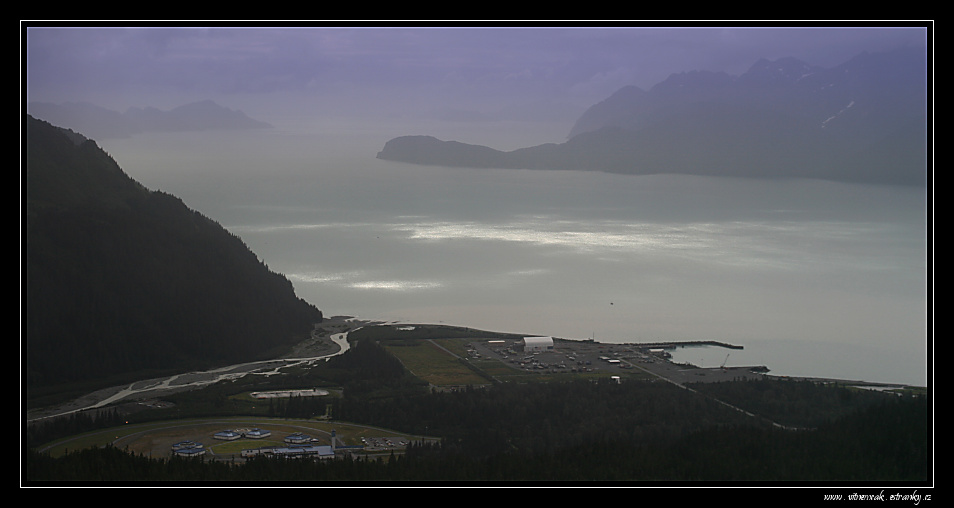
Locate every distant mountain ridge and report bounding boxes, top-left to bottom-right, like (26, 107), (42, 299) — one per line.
(26, 99), (272, 139)
(25, 115), (321, 401)
(377, 47), (928, 186)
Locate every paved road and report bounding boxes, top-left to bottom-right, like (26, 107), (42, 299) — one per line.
(26, 320), (361, 423)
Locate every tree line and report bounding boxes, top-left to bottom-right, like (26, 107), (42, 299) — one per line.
(26, 339), (929, 483)
(25, 388), (927, 483)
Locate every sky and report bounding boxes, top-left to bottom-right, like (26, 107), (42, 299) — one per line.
(23, 23), (930, 134)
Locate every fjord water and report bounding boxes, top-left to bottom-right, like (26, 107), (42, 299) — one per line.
(98, 122), (928, 387)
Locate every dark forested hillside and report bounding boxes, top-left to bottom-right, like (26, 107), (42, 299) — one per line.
(24, 337), (928, 484)
(24, 115), (322, 402)
(25, 375), (929, 482)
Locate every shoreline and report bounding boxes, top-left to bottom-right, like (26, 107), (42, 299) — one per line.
(25, 319), (922, 423)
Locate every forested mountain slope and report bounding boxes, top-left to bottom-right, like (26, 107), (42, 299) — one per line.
(24, 115), (322, 402)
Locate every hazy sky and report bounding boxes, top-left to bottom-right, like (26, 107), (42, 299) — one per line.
(23, 23), (929, 128)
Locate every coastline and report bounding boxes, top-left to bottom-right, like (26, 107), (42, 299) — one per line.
(25, 319), (922, 424)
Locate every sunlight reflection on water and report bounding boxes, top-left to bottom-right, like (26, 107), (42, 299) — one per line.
(98, 130), (928, 387)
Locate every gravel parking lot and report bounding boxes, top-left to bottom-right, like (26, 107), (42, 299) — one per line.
(468, 337), (767, 385)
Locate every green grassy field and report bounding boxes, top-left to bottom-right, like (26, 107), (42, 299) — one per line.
(383, 339), (489, 386)
(383, 336), (644, 385)
(38, 416), (433, 459)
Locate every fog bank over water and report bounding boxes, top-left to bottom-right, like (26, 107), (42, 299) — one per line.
(98, 123), (927, 387)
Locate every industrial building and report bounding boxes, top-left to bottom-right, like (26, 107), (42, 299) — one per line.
(241, 430), (339, 460)
(241, 444), (334, 459)
(245, 428), (271, 439)
(171, 441), (206, 456)
(523, 336), (554, 352)
(213, 430), (242, 440)
(284, 432), (313, 444)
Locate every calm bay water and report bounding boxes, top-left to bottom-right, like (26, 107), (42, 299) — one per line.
(98, 123), (929, 386)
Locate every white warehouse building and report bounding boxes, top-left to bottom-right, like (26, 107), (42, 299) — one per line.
(523, 336), (554, 352)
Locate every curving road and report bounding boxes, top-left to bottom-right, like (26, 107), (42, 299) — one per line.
(26, 320), (365, 423)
